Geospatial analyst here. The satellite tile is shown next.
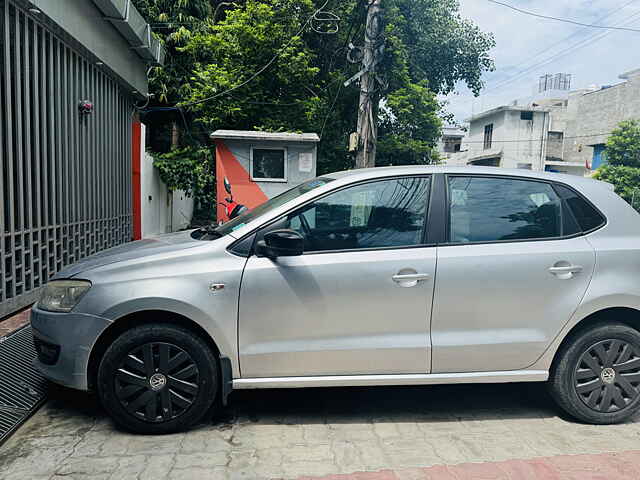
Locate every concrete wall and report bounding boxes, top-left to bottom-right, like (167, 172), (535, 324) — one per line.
(563, 71), (640, 166)
(467, 109), (548, 170)
(503, 110), (548, 170)
(31, 0), (149, 94)
(224, 140), (318, 199)
(140, 126), (194, 237)
(466, 109), (505, 162)
(464, 67), (640, 176)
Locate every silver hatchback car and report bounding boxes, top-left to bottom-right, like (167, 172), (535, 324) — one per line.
(32, 166), (640, 433)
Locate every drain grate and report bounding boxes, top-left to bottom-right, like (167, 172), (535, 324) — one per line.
(0, 325), (48, 445)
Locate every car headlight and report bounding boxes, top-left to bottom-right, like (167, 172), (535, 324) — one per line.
(38, 280), (92, 313)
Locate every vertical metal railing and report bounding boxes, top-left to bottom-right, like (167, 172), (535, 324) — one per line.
(0, 0), (134, 317)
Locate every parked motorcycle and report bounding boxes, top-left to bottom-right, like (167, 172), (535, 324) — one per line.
(219, 177), (248, 223)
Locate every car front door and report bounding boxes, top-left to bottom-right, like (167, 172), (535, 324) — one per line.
(238, 176), (437, 378)
(431, 175), (596, 373)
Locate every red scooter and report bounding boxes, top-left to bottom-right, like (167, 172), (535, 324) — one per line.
(219, 177), (248, 223)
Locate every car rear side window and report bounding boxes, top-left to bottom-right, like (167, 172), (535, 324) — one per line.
(447, 176), (562, 243)
(554, 184), (606, 233)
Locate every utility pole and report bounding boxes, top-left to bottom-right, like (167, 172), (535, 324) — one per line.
(353, 0), (384, 169)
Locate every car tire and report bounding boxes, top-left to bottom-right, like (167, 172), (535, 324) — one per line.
(97, 324), (218, 434)
(549, 322), (640, 424)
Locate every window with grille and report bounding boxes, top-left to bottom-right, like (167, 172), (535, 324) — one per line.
(483, 124), (493, 150)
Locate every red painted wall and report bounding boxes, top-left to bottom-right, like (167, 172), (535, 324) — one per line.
(131, 120), (142, 240)
(215, 140), (268, 221)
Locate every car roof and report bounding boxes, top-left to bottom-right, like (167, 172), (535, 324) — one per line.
(323, 165), (607, 190)
(226, 164), (634, 241)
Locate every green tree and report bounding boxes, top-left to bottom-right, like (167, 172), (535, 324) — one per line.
(132, 0), (223, 224)
(604, 119), (640, 168)
(133, 0), (494, 222)
(182, 0), (321, 134)
(132, 0), (217, 105)
(177, 0), (494, 171)
(594, 120), (640, 211)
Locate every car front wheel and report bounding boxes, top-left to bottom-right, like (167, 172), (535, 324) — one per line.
(549, 323), (640, 424)
(97, 324), (218, 434)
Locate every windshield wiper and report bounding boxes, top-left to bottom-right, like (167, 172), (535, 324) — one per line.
(204, 224), (223, 238)
(192, 224), (223, 240)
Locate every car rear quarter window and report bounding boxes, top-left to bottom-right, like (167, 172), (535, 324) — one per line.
(447, 176), (562, 243)
(554, 184), (606, 233)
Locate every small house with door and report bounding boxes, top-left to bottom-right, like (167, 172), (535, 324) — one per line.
(210, 130), (320, 221)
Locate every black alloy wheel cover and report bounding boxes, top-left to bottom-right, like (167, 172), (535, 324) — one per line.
(115, 342), (200, 423)
(574, 339), (640, 413)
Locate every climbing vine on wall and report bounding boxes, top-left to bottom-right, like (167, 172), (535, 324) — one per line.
(152, 147), (216, 225)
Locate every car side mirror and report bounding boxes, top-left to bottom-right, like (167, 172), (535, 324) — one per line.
(256, 229), (304, 258)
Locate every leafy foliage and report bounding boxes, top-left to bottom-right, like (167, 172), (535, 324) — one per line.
(594, 120), (640, 211)
(594, 165), (640, 211)
(134, 0), (494, 217)
(152, 147), (216, 223)
(605, 119), (640, 168)
(377, 82), (443, 166)
(132, 0), (216, 105)
(182, 0), (321, 133)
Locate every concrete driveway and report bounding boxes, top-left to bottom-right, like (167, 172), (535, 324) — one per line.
(1, 382), (640, 479)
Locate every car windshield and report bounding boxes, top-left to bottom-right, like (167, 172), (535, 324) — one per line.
(195, 177), (335, 240)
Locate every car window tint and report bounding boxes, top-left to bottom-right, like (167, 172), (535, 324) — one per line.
(448, 176), (562, 243)
(554, 184), (606, 232)
(285, 176), (430, 252)
(561, 201), (582, 237)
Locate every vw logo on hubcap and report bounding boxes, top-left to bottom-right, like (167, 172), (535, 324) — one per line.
(601, 367), (616, 385)
(149, 372), (167, 391)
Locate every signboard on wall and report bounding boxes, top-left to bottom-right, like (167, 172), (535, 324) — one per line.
(299, 152), (313, 173)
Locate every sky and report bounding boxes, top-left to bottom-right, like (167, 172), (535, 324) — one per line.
(444, 0), (640, 123)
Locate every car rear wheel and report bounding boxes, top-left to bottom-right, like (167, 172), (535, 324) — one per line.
(549, 323), (640, 424)
(97, 324), (218, 434)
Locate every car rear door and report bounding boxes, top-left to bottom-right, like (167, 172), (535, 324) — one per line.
(431, 175), (596, 373)
(238, 176), (437, 378)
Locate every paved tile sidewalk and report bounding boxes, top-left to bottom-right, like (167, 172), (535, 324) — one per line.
(2, 382), (640, 479)
(299, 450), (640, 479)
(0, 308), (30, 338)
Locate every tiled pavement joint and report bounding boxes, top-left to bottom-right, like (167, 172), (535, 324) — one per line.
(2, 374), (640, 479)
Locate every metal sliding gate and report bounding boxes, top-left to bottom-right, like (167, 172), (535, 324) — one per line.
(0, 0), (134, 317)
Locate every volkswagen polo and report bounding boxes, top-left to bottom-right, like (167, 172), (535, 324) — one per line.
(31, 166), (640, 433)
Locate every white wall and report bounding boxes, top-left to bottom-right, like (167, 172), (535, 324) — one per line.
(467, 109), (549, 170)
(224, 140), (318, 199)
(140, 125), (194, 238)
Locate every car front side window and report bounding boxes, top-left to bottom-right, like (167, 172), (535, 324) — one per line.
(276, 176), (431, 253)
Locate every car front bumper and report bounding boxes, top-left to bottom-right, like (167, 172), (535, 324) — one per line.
(30, 306), (112, 391)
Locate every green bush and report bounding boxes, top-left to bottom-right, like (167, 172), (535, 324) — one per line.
(593, 120), (640, 212)
(152, 147), (216, 225)
(594, 165), (640, 211)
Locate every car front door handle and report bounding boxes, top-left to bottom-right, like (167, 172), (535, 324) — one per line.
(548, 265), (583, 274)
(392, 273), (430, 285)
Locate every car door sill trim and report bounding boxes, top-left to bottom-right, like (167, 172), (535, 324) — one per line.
(232, 370), (548, 389)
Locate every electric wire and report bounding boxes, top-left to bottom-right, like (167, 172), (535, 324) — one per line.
(484, 0), (640, 32)
(481, 9), (640, 95)
(460, 132), (614, 144)
(485, 0), (640, 88)
(452, 0), (640, 103)
(180, 0), (334, 108)
(319, 79), (344, 140)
